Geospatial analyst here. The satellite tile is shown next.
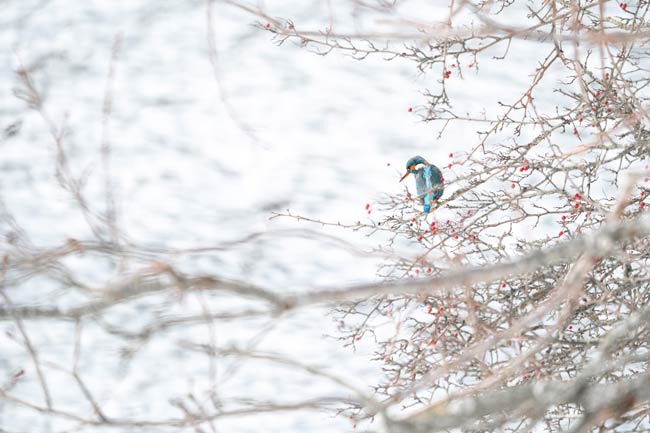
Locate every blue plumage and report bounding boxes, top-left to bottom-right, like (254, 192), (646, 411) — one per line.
(400, 155), (444, 213)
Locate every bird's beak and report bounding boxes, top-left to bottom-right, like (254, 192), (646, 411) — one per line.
(399, 171), (411, 182)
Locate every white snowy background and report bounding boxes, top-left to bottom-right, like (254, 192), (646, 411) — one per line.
(0, 1), (576, 432)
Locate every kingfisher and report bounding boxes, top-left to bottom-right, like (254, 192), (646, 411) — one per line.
(400, 155), (443, 213)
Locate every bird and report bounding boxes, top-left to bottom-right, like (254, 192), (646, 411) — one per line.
(399, 155), (443, 213)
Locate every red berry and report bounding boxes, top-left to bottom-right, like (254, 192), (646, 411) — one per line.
(573, 129), (578, 135)
(574, 203), (580, 209)
(501, 283), (506, 288)
(367, 210), (371, 214)
(511, 183), (516, 189)
(595, 91), (601, 97)
(440, 177), (445, 183)
(454, 235), (459, 240)
(561, 215), (566, 221)
(453, 332), (458, 337)
(559, 231), (564, 236)
(427, 305), (433, 313)
(411, 217), (416, 222)
(578, 117), (583, 123)
(641, 202), (646, 208)
(447, 163), (452, 169)
(387, 162), (391, 166)
(408, 107), (413, 112)
(265, 23), (271, 29)
(568, 325), (573, 330)
(430, 338), (437, 345)
(426, 268), (432, 273)
(430, 221), (436, 227)
(449, 153), (453, 158)
(620, 2), (627, 10)
(417, 235), (423, 241)
(365, 203), (370, 210)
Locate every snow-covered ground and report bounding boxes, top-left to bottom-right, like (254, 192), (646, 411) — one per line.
(0, 1), (574, 432)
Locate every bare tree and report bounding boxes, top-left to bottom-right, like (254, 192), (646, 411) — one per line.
(257, 1), (650, 432)
(2, 1), (650, 433)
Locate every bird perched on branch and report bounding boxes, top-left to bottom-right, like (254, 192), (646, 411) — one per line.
(400, 155), (443, 213)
